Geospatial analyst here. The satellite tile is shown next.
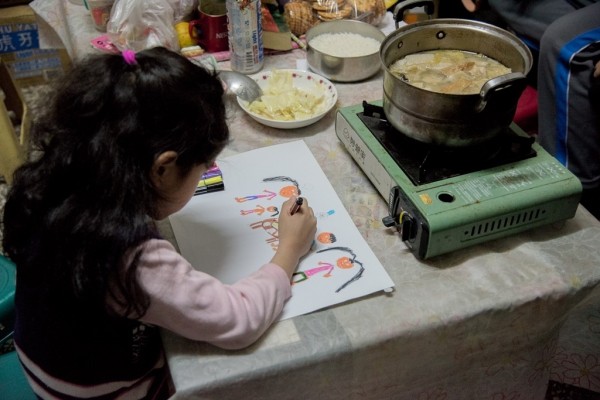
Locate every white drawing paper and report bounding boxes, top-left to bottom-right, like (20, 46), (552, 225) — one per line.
(169, 140), (395, 320)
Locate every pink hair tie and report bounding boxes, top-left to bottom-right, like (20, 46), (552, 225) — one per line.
(122, 49), (137, 65)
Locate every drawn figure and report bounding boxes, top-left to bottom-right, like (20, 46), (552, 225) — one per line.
(279, 185), (298, 198)
(235, 190), (276, 203)
(250, 218), (279, 250)
(291, 262), (334, 284)
(317, 232), (337, 244)
(240, 205), (279, 216)
(263, 176), (301, 195)
(317, 209), (336, 218)
(317, 246), (365, 293)
(336, 257), (354, 269)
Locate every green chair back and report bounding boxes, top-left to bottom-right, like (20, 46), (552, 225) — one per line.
(0, 350), (37, 399)
(0, 254), (16, 321)
(0, 254), (37, 399)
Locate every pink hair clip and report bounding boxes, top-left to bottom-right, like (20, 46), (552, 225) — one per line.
(122, 49), (137, 65)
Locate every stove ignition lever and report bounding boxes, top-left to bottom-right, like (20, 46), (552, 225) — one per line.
(385, 187), (417, 239)
(382, 210), (417, 242)
(382, 215), (398, 228)
(382, 186), (402, 228)
(399, 212), (417, 242)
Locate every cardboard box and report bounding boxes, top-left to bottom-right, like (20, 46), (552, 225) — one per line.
(0, 59), (30, 183)
(0, 5), (71, 88)
(261, 0), (292, 51)
(0, 0), (32, 7)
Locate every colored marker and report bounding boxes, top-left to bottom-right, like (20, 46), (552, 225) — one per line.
(194, 183), (225, 196)
(199, 170), (223, 179)
(290, 197), (303, 215)
(197, 176), (223, 187)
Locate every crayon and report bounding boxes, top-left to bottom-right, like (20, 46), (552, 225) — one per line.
(194, 183), (225, 196)
(290, 197), (303, 215)
(200, 170), (223, 179)
(197, 176), (223, 187)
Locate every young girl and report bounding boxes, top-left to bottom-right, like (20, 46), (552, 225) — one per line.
(2, 47), (317, 399)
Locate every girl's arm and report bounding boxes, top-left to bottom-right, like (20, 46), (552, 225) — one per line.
(119, 239), (292, 350)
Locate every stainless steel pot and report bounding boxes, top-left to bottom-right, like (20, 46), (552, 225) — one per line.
(380, 18), (533, 147)
(306, 20), (386, 82)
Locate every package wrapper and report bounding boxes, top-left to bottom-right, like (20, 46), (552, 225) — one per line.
(107, 0), (197, 52)
(283, 0), (386, 36)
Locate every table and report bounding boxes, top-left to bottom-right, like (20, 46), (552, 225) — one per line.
(31, 2), (600, 398)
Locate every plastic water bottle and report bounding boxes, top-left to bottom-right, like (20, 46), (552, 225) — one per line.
(226, 0), (264, 74)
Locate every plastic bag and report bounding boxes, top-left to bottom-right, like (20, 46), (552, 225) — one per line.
(170, 0), (198, 22)
(107, 0), (197, 52)
(283, 0), (386, 37)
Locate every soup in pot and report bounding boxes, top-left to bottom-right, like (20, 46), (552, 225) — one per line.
(389, 50), (512, 95)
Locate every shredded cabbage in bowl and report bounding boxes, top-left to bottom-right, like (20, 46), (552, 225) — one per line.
(247, 71), (328, 121)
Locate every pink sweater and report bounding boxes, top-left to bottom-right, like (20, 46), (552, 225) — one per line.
(16, 239), (291, 399)
(133, 239), (292, 349)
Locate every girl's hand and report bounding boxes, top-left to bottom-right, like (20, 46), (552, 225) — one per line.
(461, 0), (484, 12)
(270, 196), (317, 278)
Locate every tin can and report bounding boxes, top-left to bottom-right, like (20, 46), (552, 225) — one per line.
(226, 0), (264, 74)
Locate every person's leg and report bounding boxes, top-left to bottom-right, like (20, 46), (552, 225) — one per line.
(487, 0), (576, 42)
(537, 2), (600, 218)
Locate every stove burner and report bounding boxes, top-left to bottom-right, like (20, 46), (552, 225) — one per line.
(359, 101), (537, 185)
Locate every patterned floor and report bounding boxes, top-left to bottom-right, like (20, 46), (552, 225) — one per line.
(546, 380), (600, 400)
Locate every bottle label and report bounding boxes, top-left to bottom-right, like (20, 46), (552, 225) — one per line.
(227, 0), (264, 74)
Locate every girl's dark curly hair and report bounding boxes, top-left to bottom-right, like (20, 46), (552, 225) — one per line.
(2, 47), (229, 317)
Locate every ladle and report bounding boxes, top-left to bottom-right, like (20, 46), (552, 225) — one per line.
(219, 70), (263, 103)
(188, 58), (263, 103)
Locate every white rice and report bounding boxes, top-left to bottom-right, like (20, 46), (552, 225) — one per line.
(309, 32), (381, 57)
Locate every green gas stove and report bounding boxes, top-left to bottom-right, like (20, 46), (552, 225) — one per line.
(336, 101), (582, 260)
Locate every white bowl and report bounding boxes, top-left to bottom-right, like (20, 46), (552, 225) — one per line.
(237, 69), (338, 129)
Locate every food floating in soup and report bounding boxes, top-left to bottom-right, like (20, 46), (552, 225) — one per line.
(389, 50), (512, 95)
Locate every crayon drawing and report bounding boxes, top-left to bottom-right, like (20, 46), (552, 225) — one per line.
(317, 232), (337, 244)
(263, 176), (301, 195)
(169, 140), (394, 320)
(240, 205), (279, 216)
(235, 190), (277, 202)
(317, 247), (365, 292)
(250, 218), (279, 251)
(292, 247), (365, 293)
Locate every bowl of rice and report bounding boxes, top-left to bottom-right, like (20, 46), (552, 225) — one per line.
(237, 69), (338, 129)
(306, 20), (386, 82)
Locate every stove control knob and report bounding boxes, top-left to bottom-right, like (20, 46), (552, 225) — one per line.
(400, 212), (417, 242)
(382, 215), (397, 228)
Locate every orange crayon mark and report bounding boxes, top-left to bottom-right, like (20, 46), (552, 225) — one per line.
(279, 185), (298, 198)
(337, 257), (354, 269)
(317, 232), (337, 244)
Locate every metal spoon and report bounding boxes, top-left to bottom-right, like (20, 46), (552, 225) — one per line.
(219, 70), (263, 103)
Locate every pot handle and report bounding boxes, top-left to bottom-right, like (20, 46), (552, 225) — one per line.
(392, 0), (436, 28)
(476, 72), (528, 113)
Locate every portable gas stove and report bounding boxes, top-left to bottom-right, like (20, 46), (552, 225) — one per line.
(336, 101), (582, 259)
